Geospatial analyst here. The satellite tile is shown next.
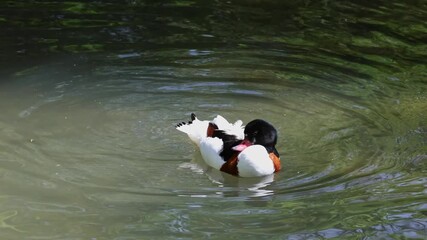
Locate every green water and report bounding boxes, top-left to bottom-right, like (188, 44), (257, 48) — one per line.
(0, 1), (426, 239)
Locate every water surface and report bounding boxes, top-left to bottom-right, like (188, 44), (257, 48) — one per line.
(0, 1), (426, 239)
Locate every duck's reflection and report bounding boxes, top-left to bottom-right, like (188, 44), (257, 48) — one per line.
(179, 154), (276, 199)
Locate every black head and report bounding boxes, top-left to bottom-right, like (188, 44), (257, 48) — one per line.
(244, 119), (279, 155)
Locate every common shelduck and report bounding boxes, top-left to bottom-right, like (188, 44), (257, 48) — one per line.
(176, 113), (281, 177)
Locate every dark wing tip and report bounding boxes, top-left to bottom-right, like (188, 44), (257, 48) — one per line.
(176, 114), (196, 128)
(175, 121), (185, 128)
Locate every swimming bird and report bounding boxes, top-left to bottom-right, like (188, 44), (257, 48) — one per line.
(176, 113), (281, 177)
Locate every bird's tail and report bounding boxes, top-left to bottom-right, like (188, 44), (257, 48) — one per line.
(176, 113), (209, 146)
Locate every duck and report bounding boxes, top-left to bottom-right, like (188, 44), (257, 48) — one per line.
(176, 113), (281, 177)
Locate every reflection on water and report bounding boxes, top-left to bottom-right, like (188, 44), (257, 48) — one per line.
(179, 154), (276, 198)
(0, 0), (426, 239)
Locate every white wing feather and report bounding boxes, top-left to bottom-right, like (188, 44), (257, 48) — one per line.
(199, 137), (225, 170)
(176, 116), (209, 146)
(176, 115), (244, 146)
(211, 115), (244, 139)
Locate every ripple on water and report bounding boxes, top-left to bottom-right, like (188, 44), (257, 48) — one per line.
(0, 1), (426, 238)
